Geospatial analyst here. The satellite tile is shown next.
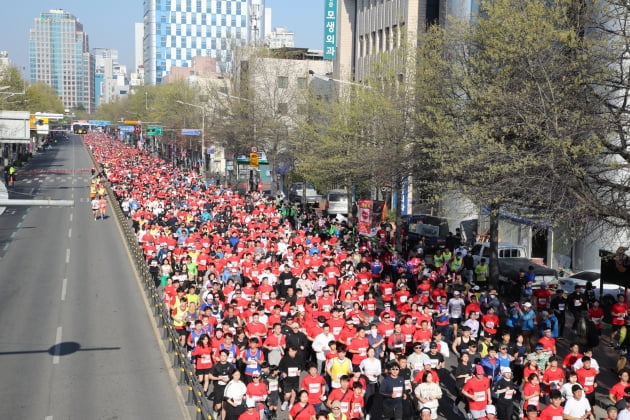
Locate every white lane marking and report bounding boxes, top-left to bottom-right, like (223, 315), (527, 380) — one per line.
(61, 278), (67, 301)
(45, 416), (53, 420)
(69, 213), (73, 222)
(52, 327), (62, 364)
(65, 248), (70, 264)
(10, 232), (16, 239)
(26, 180), (32, 184)
(68, 228), (72, 239)
(16, 222), (21, 228)
(2, 243), (8, 251)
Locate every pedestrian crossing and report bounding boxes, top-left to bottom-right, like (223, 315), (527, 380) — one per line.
(22, 176), (93, 184)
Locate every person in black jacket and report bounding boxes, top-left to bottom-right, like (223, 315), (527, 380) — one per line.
(278, 346), (303, 411)
(285, 322), (309, 364)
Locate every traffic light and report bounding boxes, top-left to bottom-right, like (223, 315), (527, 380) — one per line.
(134, 125), (141, 134)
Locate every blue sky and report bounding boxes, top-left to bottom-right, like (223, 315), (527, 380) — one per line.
(0, 0), (324, 74)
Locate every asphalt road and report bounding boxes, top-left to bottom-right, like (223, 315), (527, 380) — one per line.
(0, 136), (188, 420)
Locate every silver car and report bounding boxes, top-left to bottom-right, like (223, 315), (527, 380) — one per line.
(558, 269), (625, 301)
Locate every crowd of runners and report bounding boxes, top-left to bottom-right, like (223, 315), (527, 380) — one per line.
(85, 131), (630, 420)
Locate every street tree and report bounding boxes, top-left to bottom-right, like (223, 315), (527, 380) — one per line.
(415, 0), (607, 287)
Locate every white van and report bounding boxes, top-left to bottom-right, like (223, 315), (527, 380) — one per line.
(326, 189), (349, 215)
(470, 242), (528, 266)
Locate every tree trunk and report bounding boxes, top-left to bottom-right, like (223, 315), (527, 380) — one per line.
(489, 202), (501, 290)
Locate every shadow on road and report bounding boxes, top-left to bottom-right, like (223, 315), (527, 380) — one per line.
(0, 342), (121, 356)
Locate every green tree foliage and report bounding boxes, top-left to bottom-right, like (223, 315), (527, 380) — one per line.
(0, 66), (63, 113)
(293, 50), (419, 214)
(416, 0), (607, 285)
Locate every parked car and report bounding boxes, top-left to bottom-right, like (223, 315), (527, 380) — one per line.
(470, 242), (528, 266)
(326, 189), (349, 215)
(497, 257), (559, 289)
(558, 269), (624, 301)
(288, 182), (322, 205)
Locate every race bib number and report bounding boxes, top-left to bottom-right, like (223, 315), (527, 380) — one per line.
(558, 304), (565, 310)
(400, 295), (407, 303)
(392, 386), (403, 398)
(201, 354), (211, 363)
(269, 382), (278, 391)
(505, 389), (514, 399)
(474, 391), (486, 402)
(288, 367), (299, 377)
(308, 383), (320, 394)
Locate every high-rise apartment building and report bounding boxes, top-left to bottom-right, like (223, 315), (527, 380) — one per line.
(334, 0), (479, 82)
(143, 0), (267, 85)
(29, 9), (94, 112)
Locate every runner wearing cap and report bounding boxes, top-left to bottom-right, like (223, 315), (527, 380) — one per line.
(461, 364), (491, 419)
(492, 366), (517, 420)
(519, 301), (536, 352)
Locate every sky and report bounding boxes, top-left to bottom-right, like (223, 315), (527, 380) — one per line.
(0, 0), (325, 75)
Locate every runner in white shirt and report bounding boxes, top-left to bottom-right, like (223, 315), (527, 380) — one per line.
(563, 385), (594, 420)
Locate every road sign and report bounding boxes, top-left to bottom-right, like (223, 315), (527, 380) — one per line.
(118, 125), (134, 133)
(181, 129), (201, 136)
(123, 120), (140, 125)
(250, 152), (259, 167)
(147, 126), (163, 136)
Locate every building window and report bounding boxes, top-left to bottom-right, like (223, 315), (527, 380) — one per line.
(371, 32), (376, 55)
(277, 76), (289, 88)
(297, 77), (307, 89)
(385, 27), (390, 51)
(278, 103), (288, 115)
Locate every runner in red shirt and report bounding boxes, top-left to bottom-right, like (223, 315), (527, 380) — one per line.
(461, 365), (491, 418)
(288, 390), (316, 420)
(300, 364), (326, 408)
(538, 390), (564, 420)
(576, 357), (598, 405)
(609, 370), (630, 408)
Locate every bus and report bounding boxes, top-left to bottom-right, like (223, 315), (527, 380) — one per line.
(72, 121), (90, 134)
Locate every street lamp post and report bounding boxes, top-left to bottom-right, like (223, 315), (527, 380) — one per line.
(176, 100), (205, 178)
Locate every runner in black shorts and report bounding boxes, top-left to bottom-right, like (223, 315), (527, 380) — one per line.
(209, 350), (235, 417)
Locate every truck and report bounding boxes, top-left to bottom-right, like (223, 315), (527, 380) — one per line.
(399, 214), (449, 249)
(469, 242), (558, 288)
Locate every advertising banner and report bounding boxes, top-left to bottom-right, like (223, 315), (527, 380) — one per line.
(323, 0), (338, 60)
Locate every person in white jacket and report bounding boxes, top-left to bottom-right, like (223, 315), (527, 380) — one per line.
(312, 322), (335, 373)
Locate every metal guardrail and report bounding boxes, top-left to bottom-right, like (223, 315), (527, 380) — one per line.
(88, 149), (214, 420)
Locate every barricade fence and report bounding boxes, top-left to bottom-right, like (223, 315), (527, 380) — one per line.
(89, 150), (213, 420)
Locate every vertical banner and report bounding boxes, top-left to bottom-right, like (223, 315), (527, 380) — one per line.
(371, 201), (386, 234)
(401, 177), (409, 216)
(323, 0), (338, 60)
(358, 199), (372, 236)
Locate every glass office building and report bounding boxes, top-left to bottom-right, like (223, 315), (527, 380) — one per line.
(143, 0), (265, 84)
(29, 9), (94, 112)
